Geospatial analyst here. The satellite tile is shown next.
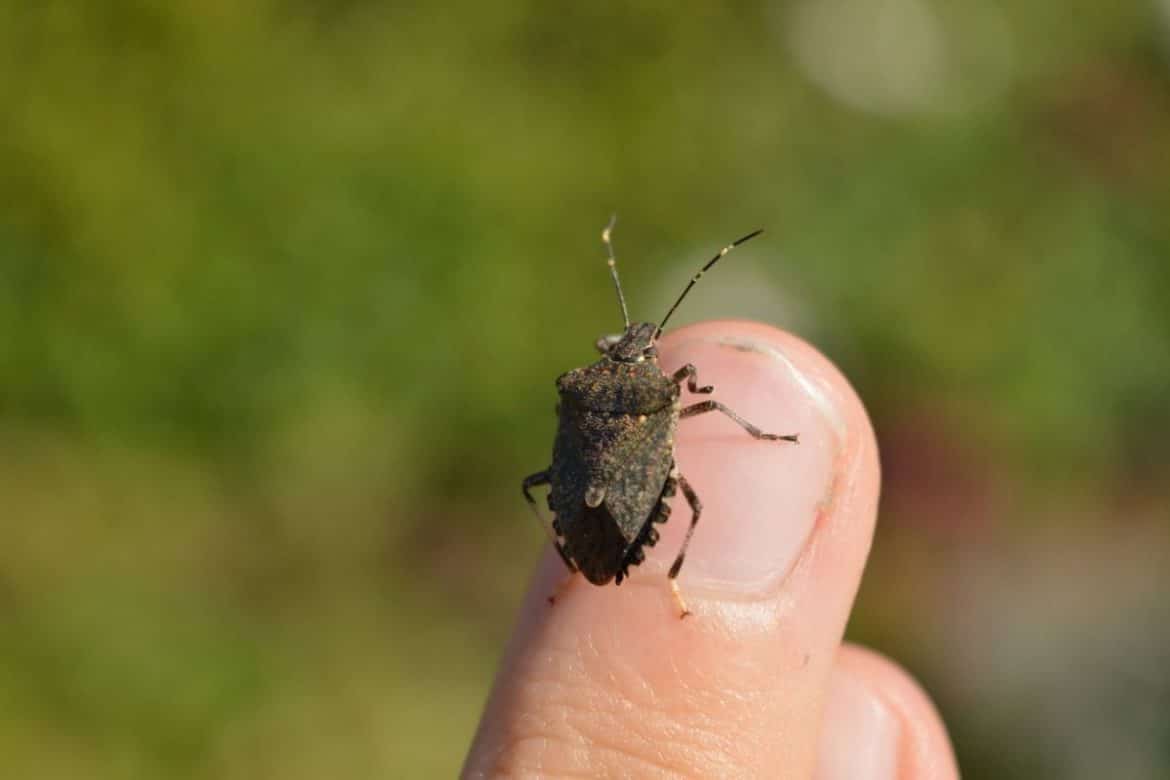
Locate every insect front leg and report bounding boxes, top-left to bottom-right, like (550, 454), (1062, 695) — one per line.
(671, 363), (714, 394)
(522, 470), (578, 573)
(680, 400), (799, 443)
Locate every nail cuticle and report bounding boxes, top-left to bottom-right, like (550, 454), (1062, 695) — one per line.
(706, 335), (847, 445)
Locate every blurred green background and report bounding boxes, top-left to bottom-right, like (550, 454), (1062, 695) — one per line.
(2, 1), (1169, 777)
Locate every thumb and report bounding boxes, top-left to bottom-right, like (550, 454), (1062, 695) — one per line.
(465, 321), (879, 777)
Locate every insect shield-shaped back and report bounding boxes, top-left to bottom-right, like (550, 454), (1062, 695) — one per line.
(521, 221), (797, 618)
(548, 328), (679, 585)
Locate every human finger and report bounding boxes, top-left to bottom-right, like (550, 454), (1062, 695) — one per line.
(816, 644), (959, 780)
(464, 320), (881, 778)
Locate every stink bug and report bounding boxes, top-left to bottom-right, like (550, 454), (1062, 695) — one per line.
(522, 218), (799, 617)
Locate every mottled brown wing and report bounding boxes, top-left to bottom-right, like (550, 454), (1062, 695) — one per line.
(598, 407), (675, 544)
(548, 402), (592, 520)
(548, 404), (676, 584)
(547, 404), (626, 584)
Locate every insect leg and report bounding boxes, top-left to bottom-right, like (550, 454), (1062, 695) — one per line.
(547, 570), (578, 606)
(680, 400), (799, 443)
(667, 472), (700, 618)
(668, 473), (701, 581)
(671, 363), (714, 394)
(522, 470), (578, 573)
(670, 580), (690, 620)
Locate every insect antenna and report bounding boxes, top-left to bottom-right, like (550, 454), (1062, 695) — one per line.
(657, 229), (764, 336)
(601, 214), (630, 329)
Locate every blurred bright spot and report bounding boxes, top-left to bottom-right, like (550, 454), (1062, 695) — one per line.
(649, 248), (805, 335)
(781, 0), (1015, 117)
(1160, 0), (1170, 53)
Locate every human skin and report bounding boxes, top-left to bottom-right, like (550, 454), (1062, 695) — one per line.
(463, 321), (959, 779)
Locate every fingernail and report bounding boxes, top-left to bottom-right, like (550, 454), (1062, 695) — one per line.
(656, 332), (845, 594)
(816, 667), (900, 780)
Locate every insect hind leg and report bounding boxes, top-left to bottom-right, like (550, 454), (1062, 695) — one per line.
(668, 474), (700, 581)
(665, 473), (702, 618)
(523, 470), (577, 573)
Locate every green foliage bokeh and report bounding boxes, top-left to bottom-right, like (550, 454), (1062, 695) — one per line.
(2, 2), (1169, 777)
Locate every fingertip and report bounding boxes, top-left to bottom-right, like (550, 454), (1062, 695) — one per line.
(652, 320), (880, 606)
(820, 644), (959, 780)
(660, 320), (873, 454)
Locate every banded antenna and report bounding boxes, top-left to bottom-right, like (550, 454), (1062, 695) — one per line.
(657, 229), (764, 336)
(601, 214), (630, 329)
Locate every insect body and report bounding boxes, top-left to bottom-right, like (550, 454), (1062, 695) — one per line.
(522, 219), (798, 617)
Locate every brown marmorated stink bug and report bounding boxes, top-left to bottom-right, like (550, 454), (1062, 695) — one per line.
(522, 218), (799, 618)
